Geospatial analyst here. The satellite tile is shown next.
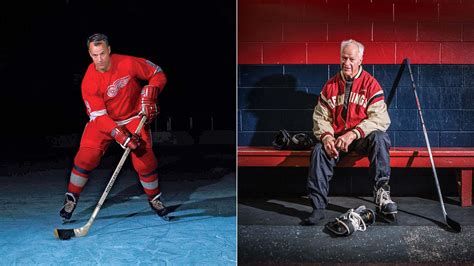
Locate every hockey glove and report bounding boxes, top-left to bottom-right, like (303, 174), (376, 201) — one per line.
(111, 126), (141, 150)
(140, 85), (160, 124)
(272, 129), (315, 150)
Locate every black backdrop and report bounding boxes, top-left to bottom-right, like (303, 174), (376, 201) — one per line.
(0, 0), (235, 154)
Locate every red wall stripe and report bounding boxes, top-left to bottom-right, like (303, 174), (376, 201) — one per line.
(239, 43), (262, 64)
(327, 22), (372, 42)
(305, 2), (349, 22)
(373, 22), (417, 42)
(396, 42), (441, 64)
(463, 23), (474, 41)
(263, 43), (306, 64)
(239, 21), (282, 42)
(363, 42), (396, 64)
(442, 43), (474, 64)
(307, 42), (340, 64)
(238, 0), (474, 64)
(439, 2), (474, 22)
(350, 2), (393, 22)
(394, 3), (438, 22)
(418, 23), (462, 42)
(283, 22), (327, 42)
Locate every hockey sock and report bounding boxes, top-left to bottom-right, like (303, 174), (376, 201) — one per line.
(139, 168), (160, 200)
(67, 147), (102, 195)
(132, 148), (160, 200)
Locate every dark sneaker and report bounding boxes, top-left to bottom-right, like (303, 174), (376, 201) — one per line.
(59, 192), (77, 221)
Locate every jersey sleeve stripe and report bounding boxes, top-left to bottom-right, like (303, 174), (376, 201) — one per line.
(89, 109), (108, 121)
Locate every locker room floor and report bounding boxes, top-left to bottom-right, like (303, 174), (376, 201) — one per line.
(238, 195), (474, 264)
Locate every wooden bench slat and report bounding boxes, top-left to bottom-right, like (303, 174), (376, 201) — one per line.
(238, 146), (474, 207)
(238, 146), (474, 168)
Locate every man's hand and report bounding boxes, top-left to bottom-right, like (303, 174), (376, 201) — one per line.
(140, 85), (160, 124)
(111, 126), (141, 150)
(322, 136), (339, 159)
(335, 131), (357, 152)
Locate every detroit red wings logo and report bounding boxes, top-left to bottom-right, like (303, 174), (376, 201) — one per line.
(106, 76), (131, 97)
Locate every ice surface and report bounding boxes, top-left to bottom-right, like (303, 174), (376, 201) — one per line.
(0, 167), (236, 265)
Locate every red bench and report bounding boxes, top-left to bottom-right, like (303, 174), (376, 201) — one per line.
(238, 146), (474, 207)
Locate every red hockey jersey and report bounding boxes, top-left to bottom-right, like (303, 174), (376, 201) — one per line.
(81, 54), (167, 133)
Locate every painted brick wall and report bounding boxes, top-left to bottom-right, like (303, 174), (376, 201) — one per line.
(238, 0), (474, 64)
(238, 0), (474, 147)
(238, 64), (474, 146)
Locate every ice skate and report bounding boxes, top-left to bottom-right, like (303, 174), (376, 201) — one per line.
(59, 192), (77, 222)
(374, 184), (398, 223)
(149, 194), (170, 221)
(325, 205), (376, 236)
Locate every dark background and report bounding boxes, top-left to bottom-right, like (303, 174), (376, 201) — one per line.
(0, 0), (236, 157)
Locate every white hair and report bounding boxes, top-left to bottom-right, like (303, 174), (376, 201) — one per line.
(340, 39), (364, 58)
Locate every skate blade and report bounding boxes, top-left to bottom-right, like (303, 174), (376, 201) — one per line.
(377, 212), (397, 224)
(61, 218), (75, 224)
(324, 221), (351, 237)
(325, 225), (349, 236)
(160, 215), (172, 221)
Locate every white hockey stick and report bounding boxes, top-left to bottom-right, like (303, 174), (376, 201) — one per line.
(406, 58), (461, 233)
(54, 116), (147, 240)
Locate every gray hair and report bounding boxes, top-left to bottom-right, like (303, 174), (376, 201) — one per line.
(87, 33), (109, 48)
(340, 39), (364, 58)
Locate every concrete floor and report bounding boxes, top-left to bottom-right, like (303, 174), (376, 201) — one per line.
(238, 196), (474, 264)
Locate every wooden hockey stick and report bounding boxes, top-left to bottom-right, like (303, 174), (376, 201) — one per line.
(54, 116), (148, 240)
(405, 58), (461, 233)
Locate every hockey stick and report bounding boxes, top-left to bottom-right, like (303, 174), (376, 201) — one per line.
(54, 116), (148, 240)
(405, 58), (461, 233)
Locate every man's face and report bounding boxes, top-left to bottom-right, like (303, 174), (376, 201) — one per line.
(88, 41), (111, 73)
(340, 43), (362, 79)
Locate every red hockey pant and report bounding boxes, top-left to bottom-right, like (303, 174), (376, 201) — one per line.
(67, 117), (160, 200)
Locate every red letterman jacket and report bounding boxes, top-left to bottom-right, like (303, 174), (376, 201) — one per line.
(313, 66), (391, 141)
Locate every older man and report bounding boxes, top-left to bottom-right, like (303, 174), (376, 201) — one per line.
(303, 39), (396, 225)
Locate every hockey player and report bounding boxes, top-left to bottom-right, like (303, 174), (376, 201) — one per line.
(303, 39), (397, 226)
(60, 33), (168, 221)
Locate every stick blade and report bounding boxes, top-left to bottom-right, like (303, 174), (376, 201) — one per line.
(54, 228), (76, 240)
(446, 216), (462, 233)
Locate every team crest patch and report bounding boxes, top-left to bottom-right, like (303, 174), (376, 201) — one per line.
(107, 76), (130, 97)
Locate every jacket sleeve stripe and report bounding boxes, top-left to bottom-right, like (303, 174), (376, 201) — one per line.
(367, 92), (384, 107)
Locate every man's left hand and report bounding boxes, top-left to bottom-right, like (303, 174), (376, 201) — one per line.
(140, 100), (159, 124)
(140, 85), (160, 124)
(335, 131), (357, 152)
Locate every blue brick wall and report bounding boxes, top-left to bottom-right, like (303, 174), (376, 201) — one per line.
(238, 64), (474, 147)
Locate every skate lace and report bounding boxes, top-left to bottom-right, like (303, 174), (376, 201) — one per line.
(376, 188), (394, 208)
(150, 198), (164, 210)
(63, 199), (76, 213)
(335, 209), (367, 233)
